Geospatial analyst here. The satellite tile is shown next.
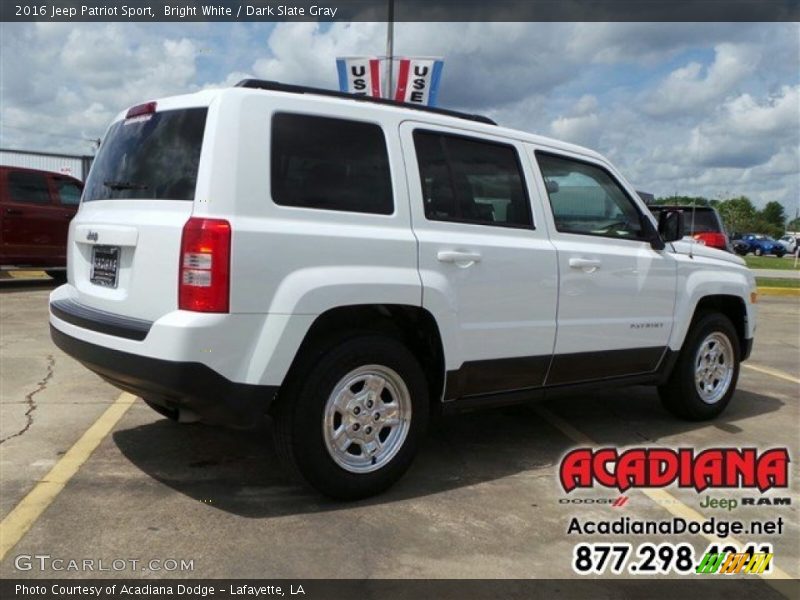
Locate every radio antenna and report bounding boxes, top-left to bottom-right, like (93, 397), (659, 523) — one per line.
(689, 199), (697, 259)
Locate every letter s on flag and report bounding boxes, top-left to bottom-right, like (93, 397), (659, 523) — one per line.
(336, 57), (382, 98)
(394, 58), (444, 107)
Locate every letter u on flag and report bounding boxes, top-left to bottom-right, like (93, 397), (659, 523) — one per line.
(336, 57), (382, 97)
(394, 58), (445, 107)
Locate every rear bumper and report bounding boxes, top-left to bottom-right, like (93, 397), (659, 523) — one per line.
(51, 325), (278, 428)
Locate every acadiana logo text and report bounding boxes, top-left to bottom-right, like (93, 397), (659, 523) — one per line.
(559, 448), (789, 493)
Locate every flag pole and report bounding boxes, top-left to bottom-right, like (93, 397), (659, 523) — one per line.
(385, 0), (395, 99)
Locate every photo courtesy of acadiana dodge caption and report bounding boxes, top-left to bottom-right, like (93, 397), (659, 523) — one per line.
(49, 80), (757, 500)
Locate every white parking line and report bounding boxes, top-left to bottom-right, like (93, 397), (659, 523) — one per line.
(743, 363), (800, 385)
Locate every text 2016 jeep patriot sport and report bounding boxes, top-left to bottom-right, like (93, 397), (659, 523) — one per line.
(50, 80), (757, 499)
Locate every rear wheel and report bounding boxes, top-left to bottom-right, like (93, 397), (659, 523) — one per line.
(775, 250), (785, 258)
(658, 312), (740, 420)
(273, 335), (428, 500)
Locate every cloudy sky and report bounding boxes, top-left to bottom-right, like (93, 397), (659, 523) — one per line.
(0, 21), (798, 214)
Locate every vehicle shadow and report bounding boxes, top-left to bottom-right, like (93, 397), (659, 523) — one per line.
(112, 386), (784, 519)
(0, 278), (58, 293)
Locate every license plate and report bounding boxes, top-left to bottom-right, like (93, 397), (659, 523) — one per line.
(90, 245), (120, 288)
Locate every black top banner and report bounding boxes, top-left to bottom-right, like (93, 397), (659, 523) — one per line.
(1, 0), (799, 22)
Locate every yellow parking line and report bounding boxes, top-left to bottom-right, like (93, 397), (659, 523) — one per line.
(743, 363), (800, 385)
(534, 405), (795, 587)
(0, 392), (136, 562)
(756, 287), (800, 297)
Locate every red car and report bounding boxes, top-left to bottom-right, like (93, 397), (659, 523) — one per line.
(650, 205), (731, 251)
(0, 166), (82, 280)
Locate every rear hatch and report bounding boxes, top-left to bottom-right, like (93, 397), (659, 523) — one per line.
(69, 104), (208, 322)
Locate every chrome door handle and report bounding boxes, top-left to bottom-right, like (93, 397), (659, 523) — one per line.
(437, 250), (482, 265)
(569, 257), (602, 271)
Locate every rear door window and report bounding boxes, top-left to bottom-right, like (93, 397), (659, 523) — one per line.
(271, 113), (393, 215)
(7, 171), (52, 204)
(83, 108), (207, 202)
(413, 131), (532, 228)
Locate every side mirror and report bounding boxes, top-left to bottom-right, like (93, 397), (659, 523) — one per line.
(658, 210), (684, 243)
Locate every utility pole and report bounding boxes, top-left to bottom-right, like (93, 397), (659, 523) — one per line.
(385, 0), (395, 99)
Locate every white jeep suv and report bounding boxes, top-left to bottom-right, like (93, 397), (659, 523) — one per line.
(49, 80), (757, 499)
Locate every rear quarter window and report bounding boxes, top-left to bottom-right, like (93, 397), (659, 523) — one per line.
(271, 113), (393, 215)
(54, 179), (82, 206)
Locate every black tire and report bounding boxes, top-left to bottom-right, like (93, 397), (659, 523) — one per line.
(45, 270), (67, 284)
(754, 247), (763, 256)
(273, 335), (429, 500)
(775, 250), (785, 258)
(658, 312), (741, 420)
(143, 398), (180, 421)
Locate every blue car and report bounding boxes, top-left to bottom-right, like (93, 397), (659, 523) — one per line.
(736, 234), (786, 257)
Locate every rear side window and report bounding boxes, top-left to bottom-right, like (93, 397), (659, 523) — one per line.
(8, 171), (50, 204)
(54, 180), (82, 206)
(271, 113), (393, 215)
(413, 131), (532, 228)
(83, 108), (207, 202)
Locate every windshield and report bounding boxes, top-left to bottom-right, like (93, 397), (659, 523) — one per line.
(83, 108), (207, 202)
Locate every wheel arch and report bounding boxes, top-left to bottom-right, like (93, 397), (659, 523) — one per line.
(688, 294), (749, 354)
(273, 304), (447, 415)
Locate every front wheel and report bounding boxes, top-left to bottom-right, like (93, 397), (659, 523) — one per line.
(658, 313), (741, 420)
(273, 335), (429, 500)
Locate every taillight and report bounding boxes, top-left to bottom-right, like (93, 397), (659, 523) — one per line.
(126, 101), (157, 119)
(179, 218), (231, 313)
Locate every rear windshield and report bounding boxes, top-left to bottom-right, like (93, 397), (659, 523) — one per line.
(83, 108), (207, 202)
(651, 207), (721, 234)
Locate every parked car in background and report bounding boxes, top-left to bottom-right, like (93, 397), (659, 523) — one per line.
(731, 238), (750, 256)
(649, 205), (731, 251)
(735, 233), (786, 257)
(778, 234), (797, 254)
(0, 166), (82, 281)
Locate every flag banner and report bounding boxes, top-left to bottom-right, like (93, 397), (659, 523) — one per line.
(336, 57), (382, 98)
(394, 58), (444, 106)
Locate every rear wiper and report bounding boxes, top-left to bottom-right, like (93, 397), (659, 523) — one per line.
(103, 180), (149, 191)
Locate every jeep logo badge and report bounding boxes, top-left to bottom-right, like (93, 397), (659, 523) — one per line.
(86, 231), (99, 242)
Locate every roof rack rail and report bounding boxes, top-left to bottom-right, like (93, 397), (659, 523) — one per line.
(235, 79), (497, 126)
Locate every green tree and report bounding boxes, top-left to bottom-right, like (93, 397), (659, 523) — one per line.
(653, 195), (711, 207)
(787, 217), (800, 232)
(717, 196), (756, 235)
(759, 201), (786, 229)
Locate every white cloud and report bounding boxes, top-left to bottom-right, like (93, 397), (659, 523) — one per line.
(643, 43), (761, 117)
(0, 21), (797, 215)
(550, 95), (601, 146)
(687, 85), (800, 168)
